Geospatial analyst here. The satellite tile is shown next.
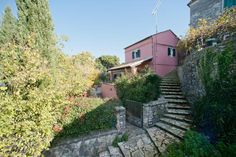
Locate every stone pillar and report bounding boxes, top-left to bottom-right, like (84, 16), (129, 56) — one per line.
(115, 106), (126, 133)
(143, 97), (168, 128)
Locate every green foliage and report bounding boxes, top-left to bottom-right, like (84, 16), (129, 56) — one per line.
(53, 98), (119, 143)
(96, 55), (120, 71)
(112, 132), (129, 147)
(16, 0), (56, 61)
(216, 141), (236, 157)
(0, 43), (67, 157)
(162, 131), (220, 157)
(115, 67), (161, 104)
(0, 1), (100, 156)
(0, 7), (17, 46)
(193, 42), (236, 143)
(178, 8), (236, 51)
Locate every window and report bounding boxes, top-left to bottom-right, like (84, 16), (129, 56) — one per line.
(132, 49), (141, 59)
(168, 47), (176, 57)
(224, 0), (236, 8)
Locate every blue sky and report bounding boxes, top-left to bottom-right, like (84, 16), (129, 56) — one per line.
(0, 0), (190, 62)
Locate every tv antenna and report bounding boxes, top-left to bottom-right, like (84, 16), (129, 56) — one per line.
(152, 0), (162, 33)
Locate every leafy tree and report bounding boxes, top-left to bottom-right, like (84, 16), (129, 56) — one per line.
(0, 2), (100, 157)
(95, 55), (120, 70)
(16, 0), (56, 60)
(0, 7), (17, 46)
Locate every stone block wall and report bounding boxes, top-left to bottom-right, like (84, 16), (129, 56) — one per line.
(143, 97), (168, 128)
(189, 0), (223, 27)
(178, 52), (206, 104)
(115, 106), (126, 133)
(178, 41), (235, 104)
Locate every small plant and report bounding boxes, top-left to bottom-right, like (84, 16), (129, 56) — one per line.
(112, 132), (129, 147)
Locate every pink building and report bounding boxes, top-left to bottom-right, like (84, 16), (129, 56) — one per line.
(109, 30), (180, 79)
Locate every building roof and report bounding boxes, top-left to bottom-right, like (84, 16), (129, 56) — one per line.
(108, 56), (153, 71)
(187, 0), (197, 7)
(124, 29), (179, 50)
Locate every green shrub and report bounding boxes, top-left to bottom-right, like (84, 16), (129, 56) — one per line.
(115, 67), (161, 104)
(52, 98), (120, 144)
(193, 42), (236, 143)
(162, 131), (220, 157)
(216, 141), (236, 157)
(0, 44), (67, 157)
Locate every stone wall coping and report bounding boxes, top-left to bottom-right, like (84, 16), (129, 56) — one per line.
(52, 129), (119, 147)
(115, 106), (126, 112)
(143, 97), (168, 107)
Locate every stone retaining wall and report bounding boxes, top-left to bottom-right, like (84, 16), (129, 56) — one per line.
(143, 97), (168, 128)
(178, 41), (235, 104)
(125, 97), (168, 128)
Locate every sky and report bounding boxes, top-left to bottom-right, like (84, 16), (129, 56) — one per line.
(0, 0), (190, 62)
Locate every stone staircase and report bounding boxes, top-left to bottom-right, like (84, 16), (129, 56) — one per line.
(99, 71), (192, 157)
(147, 71), (192, 154)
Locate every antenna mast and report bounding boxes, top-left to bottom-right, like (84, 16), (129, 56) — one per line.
(152, 0), (162, 33)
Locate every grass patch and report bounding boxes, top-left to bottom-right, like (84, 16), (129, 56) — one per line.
(112, 132), (129, 147)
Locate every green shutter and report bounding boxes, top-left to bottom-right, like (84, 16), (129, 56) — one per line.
(173, 49), (176, 57)
(168, 48), (171, 56)
(137, 50), (141, 58)
(224, 0), (236, 8)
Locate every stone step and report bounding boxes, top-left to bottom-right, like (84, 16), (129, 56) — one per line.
(99, 151), (111, 157)
(165, 99), (188, 104)
(160, 118), (191, 131)
(161, 91), (183, 95)
(146, 127), (180, 153)
(161, 88), (181, 92)
(117, 133), (159, 157)
(160, 85), (181, 89)
(161, 81), (180, 84)
(163, 114), (192, 123)
(160, 83), (181, 86)
(162, 78), (179, 81)
(108, 146), (124, 157)
(166, 103), (191, 110)
(167, 109), (191, 115)
(155, 122), (185, 140)
(164, 95), (185, 99)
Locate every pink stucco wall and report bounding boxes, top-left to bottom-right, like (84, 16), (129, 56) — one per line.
(125, 37), (153, 63)
(124, 30), (179, 77)
(101, 83), (118, 99)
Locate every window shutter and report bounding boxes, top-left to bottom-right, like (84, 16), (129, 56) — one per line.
(173, 49), (176, 57)
(168, 48), (171, 56)
(137, 50), (141, 58)
(224, 0), (236, 8)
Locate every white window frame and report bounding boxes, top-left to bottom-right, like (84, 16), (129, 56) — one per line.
(168, 47), (176, 57)
(132, 49), (141, 60)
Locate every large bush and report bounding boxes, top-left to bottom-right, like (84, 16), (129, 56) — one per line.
(192, 42), (236, 144)
(163, 131), (236, 157)
(162, 131), (221, 157)
(115, 68), (161, 104)
(0, 43), (67, 156)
